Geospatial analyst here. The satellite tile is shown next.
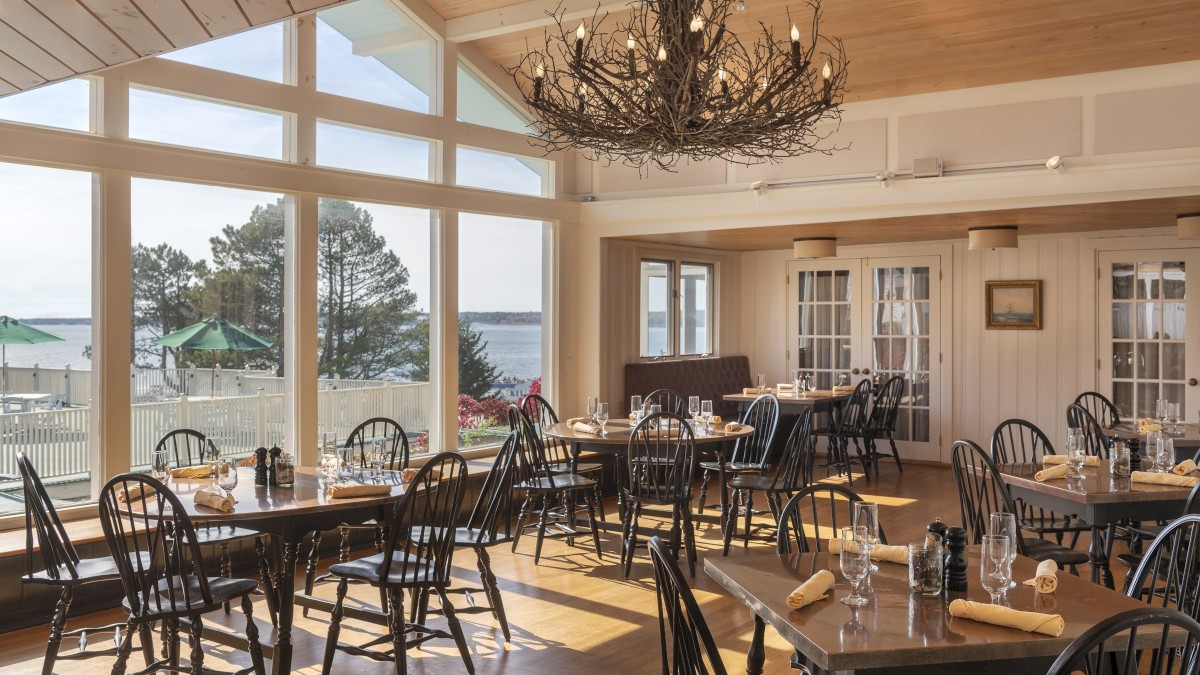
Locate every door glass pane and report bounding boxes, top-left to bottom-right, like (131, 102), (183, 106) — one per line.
(834, 270), (851, 301)
(798, 271), (815, 302)
(1112, 259), (1187, 420)
(868, 265), (931, 442)
(795, 265), (853, 389)
(816, 271), (832, 302)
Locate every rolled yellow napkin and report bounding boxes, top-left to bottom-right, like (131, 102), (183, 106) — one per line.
(170, 466), (211, 479)
(742, 387), (763, 396)
(948, 599), (1064, 637)
(724, 422), (742, 432)
(833, 385), (856, 394)
(1034, 464), (1071, 482)
(1023, 559), (1058, 594)
(801, 390), (833, 399)
(786, 569), (835, 609)
(1137, 418), (1163, 434)
(194, 486), (234, 513)
(1042, 455), (1100, 467)
(709, 415), (723, 426)
(117, 483), (156, 503)
(1131, 471), (1199, 488)
(327, 483), (393, 499)
(827, 538), (909, 565)
(777, 383), (795, 392)
(572, 422), (601, 435)
(238, 455), (257, 467)
(1172, 459), (1198, 476)
(401, 467), (441, 482)
(565, 417), (589, 425)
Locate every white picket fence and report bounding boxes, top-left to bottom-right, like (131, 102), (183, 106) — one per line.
(1, 381), (429, 484)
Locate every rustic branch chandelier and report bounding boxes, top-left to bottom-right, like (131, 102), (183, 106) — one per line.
(512, 0), (849, 170)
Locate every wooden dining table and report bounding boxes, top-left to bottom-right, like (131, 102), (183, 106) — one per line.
(706, 549), (1169, 675)
(722, 389), (850, 416)
(1106, 421), (1200, 462)
(169, 466), (410, 675)
(995, 462), (1199, 588)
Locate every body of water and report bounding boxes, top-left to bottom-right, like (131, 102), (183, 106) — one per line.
(8, 321), (543, 383)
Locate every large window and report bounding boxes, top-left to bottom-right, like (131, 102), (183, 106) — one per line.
(317, 0), (435, 114)
(160, 24), (287, 83)
(314, 198), (433, 452)
(640, 259), (715, 358)
(316, 120), (433, 180)
(0, 79), (93, 132)
(129, 87), (289, 160)
(457, 214), (544, 449)
(0, 161), (94, 513)
(456, 146), (549, 196)
(130, 178), (287, 467)
(456, 60), (531, 134)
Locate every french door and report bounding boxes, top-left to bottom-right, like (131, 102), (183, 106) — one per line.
(786, 256), (944, 462)
(1099, 250), (1200, 420)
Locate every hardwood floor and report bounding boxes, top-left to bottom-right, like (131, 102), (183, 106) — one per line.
(0, 463), (1120, 674)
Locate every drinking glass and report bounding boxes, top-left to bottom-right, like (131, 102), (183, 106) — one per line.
(839, 526), (870, 607)
(1065, 428), (1086, 477)
(1156, 399), (1169, 427)
(688, 396), (700, 421)
(337, 447), (356, 482)
(756, 374), (766, 390)
(1159, 435), (1175, 473)
(1168, 402), (1182, 433)
(630, 395), (643, 421)
(700, 400), (713, 432)
(838, 373), (850, 387)
(370, 440), (387, 477)
(203, 440), (221, 483)
(1146, 431), (1164, 472)
(852, 501), (880, 572)
(596, 403), (609, 435)
(980, 534), (1012, 601)
(151, 448), (170, 480)
(217, 460), (239, 491)
(803, 373), (816, 393)
(586, 396), (598, 423)
(1111, 440), (1131, 477)
(988, 512), (1019, 588)
(792, 368), (803, 392)
(908, 543), (942, 596)
(649, 404), (662, 427)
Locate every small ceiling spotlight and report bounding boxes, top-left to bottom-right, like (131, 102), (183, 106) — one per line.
(1178, 213), (1200, 239)
(793, 237), (837, 258)
(750, 180), (766, 196)
(1045, 155), (1065, 173)
(875, 171), (892, 188)
(968, 225), (1019, 250)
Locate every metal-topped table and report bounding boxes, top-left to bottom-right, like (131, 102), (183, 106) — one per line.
(1106, 421), (1200, 462)
(706, 549), (1174, 674)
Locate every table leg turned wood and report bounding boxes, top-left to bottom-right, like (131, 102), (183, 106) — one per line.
(1087, 525), (1115, 589)
(272, 537), (298, 675)
(746, 613), (766, 675)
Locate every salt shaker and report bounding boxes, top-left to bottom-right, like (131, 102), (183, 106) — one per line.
(943, 527), (969, 593)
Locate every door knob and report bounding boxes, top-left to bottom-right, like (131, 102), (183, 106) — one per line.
(851, 368), (861, 375)
(862, 368), (871, 375)
(1189, 378), (1198, 387)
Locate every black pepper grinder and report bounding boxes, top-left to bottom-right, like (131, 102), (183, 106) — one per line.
(254, 446), (268, 486)
(268, 444), (282, 486)
(943, 527), (969, 593)
(927, 517), (949, 545)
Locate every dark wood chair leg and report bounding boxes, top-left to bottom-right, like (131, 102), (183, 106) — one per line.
(386, 588), (408, 675)
(321, 579), (349, 675)
(256, 537), (279, 627)
(303, 530), (322, 618)
(110, 619), (137, 675)
(188, 616), (204, 675)
(476, 547), (510, 642)
(42, 585), (73, 675)
(533, 496), (552, 564)
(623, 502), (642, 578)
(242, 594), (266, 674)
(137, 622), (156, 667)
(584, 492), (602, 557)
(512, 495), (533, 552)
(696, 471), (711, 513)
(436, 588), (475, 674)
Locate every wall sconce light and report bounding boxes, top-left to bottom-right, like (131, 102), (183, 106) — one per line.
(793, 237), (837, 258)
(968, 225), (1019, 250)
(1179, 213), (1200, 239)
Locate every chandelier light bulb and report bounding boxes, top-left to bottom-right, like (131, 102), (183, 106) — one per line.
(576, 23), (586, 40)
(718, 67), (726, 81)
(536, 63), (544, 77)
(690, 15), (705, 32)
(761, 75), (769, 90)
(790, 24), (800, 42)
(627, 36), (635, 50)
(822, 61), (832, 79)
(657, 45), (667, 61)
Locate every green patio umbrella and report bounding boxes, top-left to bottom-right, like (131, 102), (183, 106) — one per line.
(154, 318), (273, 397)
(0, 316), (66, 392)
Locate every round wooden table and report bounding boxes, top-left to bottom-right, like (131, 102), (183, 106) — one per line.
(168, 466), (410, 675)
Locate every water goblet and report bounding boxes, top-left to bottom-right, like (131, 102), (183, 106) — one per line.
(1065, 429), (1086, 477)
(337, 447), (355, 482)
(756, 373), (766, 390)
(699, 400), (713, 433)
(1145, 431), (1164, 472)
(1168, 402), (1182, 434)
(1156, 399), (1169, 428)
(586, 396), (598, 423)
(839, 526), (870, 607)
(980, 534), (1012, 601)
(852, 501), (880, 572)
(1159, 435), (1175, 473)
(151, 448), (170, 480)
(792, 368), (803, 392)
(988, 512), (1019, 588)
(203, 439), (221, 484)
(630, 395), (643, 422)
(370, 440), (387, 477)
(217, 460), (239, 491)
(595, 403), (609, 435)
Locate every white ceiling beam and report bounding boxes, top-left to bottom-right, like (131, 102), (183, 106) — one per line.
(445, 0), (633, 43)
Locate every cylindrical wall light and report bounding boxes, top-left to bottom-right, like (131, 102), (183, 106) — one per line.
(1178, 213), (1200, 239)
(793, 237), (837, 258)
(968, 225), (1018, 250)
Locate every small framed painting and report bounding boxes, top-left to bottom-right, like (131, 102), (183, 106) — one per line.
(985, 280), (1042, 330)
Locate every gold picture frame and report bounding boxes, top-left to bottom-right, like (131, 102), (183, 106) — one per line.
(985, 280), (1042, 330)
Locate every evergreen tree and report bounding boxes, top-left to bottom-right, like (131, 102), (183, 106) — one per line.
(130, 243), (203, 367)
(409, 318), (501, 399)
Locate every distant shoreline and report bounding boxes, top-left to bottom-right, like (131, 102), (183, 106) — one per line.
(22, 312), (545, 327)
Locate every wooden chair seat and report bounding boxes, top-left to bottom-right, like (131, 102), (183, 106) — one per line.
(328, 552), (439, 587)
(23, 556), (119, 585)
(516, 474), (597, 491)
(1022, 537), (1090, 568)
(699, 460), (767, 473)
(122, 576), (259, 617)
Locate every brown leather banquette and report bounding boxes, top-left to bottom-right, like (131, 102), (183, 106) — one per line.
(623, 356), (752, 418)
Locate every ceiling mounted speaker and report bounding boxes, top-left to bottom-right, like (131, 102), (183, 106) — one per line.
(1179, 213), (1200, 239)
(793, 237), (837, 258)
(968, 226), (1018, 250)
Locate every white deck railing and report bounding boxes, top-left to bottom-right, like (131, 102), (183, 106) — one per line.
(1, 381), (429, 484)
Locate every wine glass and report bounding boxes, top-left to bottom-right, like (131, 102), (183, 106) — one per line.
(1156, 399), (1169, 428)
(1168, 402), (1182, 434)
(980, 534), (1012, 601)
(595, 402), (609, 435)
(630, 395), (643, 422)
(839, 526), (870, 607)
(852, 501), (879, 572)
(1146, 431), (1164, 473)
(838, 373), (849, 387)
(369, 440), (387, 477)
(586, 396), (598, 423)
(1159, 435), (1175, 473)
(151, 448), (170, 480)
(688, 396), (700, 422)
(1065, 428), (1086, 477)
(792, 368), (802, 392)
(699, 400), (713, 432)
(988, 512), (1019, 588)
(217, 460), (239, 491)
(337, 447), (355, 482)
(756, 373), (766, 390)
(203, 440), (221, 483)
(804, 373), (816, 394)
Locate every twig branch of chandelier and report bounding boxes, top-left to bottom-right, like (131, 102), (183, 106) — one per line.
(512, 0), (849, 170)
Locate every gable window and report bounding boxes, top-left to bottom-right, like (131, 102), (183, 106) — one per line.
(639, 259), (715, 358)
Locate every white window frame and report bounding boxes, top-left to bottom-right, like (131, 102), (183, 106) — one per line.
(638, 255), (718, 360)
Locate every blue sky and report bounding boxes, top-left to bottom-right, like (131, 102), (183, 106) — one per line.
(0, 11), (544, 318)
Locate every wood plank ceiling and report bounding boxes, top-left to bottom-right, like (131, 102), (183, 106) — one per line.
(621, 196), (1200, 251)
(0, 0), (351, 96)
(444, 0), (1200, 104)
